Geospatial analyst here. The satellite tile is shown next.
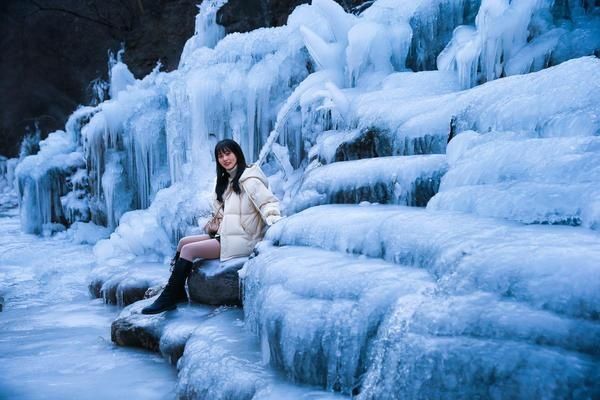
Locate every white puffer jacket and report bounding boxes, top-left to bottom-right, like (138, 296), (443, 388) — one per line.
(213, 164), (281, 261)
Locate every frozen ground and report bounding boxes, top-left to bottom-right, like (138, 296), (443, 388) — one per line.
(0, 207), (177, 399)
(113, 299), (350, 399)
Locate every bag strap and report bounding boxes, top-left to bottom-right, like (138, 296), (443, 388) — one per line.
(214, 203), (224, 219)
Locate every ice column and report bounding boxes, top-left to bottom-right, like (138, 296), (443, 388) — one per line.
(179, 0), (229, 67)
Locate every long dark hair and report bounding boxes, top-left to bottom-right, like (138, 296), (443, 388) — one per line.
(215, 139), (247, 202)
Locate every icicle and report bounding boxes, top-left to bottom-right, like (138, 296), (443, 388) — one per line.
(257, 70), (342, 167)
(438, 0), (558, 87)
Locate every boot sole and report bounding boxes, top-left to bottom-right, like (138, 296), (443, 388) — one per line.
(141, 304), (177, 315)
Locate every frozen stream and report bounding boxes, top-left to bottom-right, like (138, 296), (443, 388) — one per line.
(0, 207), (177, 399)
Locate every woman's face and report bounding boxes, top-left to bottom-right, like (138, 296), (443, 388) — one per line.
(217, 148), (238, 170)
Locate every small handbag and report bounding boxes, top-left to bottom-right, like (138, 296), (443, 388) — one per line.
(204, 206), (223, 238)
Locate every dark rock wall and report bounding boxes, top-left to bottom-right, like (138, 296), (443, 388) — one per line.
(0, 0), (198, 157)
(217, 0), (367, 34)
(0, 0), (368, 158)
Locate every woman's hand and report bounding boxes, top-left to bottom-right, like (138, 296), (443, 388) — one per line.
(265, 215), (282, 225)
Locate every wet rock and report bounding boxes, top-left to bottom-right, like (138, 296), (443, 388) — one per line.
(111, 310), (162, 353)
(88, 279), (103, 299)
(332, 128), (393, 162)
(292, 155), (447, 212)
(187, 257), (249, 306)
(90, 258), (247, 308)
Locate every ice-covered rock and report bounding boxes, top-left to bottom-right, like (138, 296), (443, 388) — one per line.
(174, 307), (349, 400)
(89, 262), (170, 306)
(359, 287), (600, 397)
(243, 206), (600, 396)
(358, 334), (599, 400)
(428, 130), (600, 227)
(351, 57), (600, 157)
(112, 302), (347, 399)
(292, 155), (447, 212)
(111, 299), (217, 363)
(297, 58), (600, 179)
(267, 205), (600, 320)
(241, 244), (434, 393)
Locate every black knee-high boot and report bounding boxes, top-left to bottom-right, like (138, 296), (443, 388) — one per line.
(142, 258), (193, 314)
(170, 251), (180, 270)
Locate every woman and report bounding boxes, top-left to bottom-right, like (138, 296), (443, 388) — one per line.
(142, 139), (281, 314)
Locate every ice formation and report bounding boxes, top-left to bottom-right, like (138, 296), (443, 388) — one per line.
(15, 0), (599, 239)
(438, 0), (600, 87)
(429, 130), (600, 227)
(243, 205), (600, 396)
(290, 155), (447, 212)
(7, 0), (600, 397)
(0, 156), (18, 209)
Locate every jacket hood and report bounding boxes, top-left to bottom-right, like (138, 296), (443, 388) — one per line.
(239, 164), (269, 187)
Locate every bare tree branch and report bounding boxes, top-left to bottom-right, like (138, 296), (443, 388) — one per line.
(29, 0), (117, 30)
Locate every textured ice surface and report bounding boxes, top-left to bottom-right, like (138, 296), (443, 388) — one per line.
(299, 58), (600, 175)
(0, 208), (177, 399)
(246, 205), (600, 396)
(93, 179), (211, 262)
(428, 130), (600, 227)
(438, 0), (600, 87)
(176, 307), (348, 400)
(352, 57), (600, 155)
(83, 65), (170, 228)
(358, 334), (598, 400)
(0, 156), (18, 210)
(179, 0), (228, 61)
(358, 0), (482, 71)
(15, 128), (85, 233)
(63, 221), (111, 245)
(114, 301), (348, 399)
(291, 155), (447, 212)
(267, 205), (600, 320)
(242, 244), (434, 393)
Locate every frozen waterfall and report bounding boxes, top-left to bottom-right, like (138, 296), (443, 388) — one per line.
(8, 0), (600, 398)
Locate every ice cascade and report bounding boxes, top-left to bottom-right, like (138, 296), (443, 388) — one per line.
(9, 1), (600, 396)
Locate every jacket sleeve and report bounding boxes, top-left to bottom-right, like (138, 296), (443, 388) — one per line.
(243, 178), (282, 226)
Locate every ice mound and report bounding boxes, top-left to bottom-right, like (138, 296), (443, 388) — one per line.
(243, 206), (600, 396)
(429, 130), (600, 227)
(291, 155), (447, 212)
